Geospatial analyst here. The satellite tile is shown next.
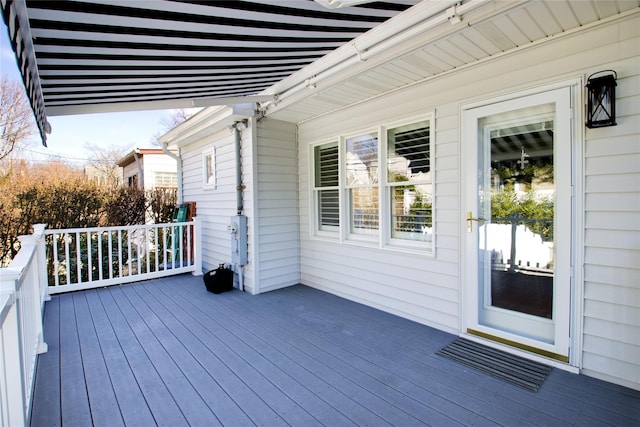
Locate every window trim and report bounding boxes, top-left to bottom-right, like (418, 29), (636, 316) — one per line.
(309, 140), (341, 239)
(154, 171), (178, 188)
(343, 129), (380, 243)
(381, 115), (434, 251)
(308, 113), (435, 254)
(202, 148), (216, 189)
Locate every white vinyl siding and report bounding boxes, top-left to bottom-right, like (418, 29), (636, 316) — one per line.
(254, 119), (300, 292)
(582, 21), (640, 388)
(180, 124), (256, 293)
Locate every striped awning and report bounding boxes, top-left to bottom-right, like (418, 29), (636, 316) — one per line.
(1, 0), (418, 145)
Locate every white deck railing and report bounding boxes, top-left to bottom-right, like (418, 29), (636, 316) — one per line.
(45, 219), (202, 294)
(0, 224), (49, 427)
(0, 219), (202, 426)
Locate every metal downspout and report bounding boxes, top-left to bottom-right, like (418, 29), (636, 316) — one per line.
(232, 120), (248, 215)
(232, 119), (248, 291)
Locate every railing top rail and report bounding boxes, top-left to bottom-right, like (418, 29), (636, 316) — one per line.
(44, 220), (195, 235)
(1, 230), (43, 283)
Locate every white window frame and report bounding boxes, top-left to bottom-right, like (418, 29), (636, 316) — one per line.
(310, 140), (341, 239)
(203, 148), (216, 189)
(343, 129), (380, 243)
(154, 171), (177, 188)
(309, 114), (434, 254)
(381, 115), (434, 252)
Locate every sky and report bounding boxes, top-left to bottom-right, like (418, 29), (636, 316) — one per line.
(1, 20), (184, 166)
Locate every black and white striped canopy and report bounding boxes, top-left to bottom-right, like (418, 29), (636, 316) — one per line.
(1, 0), (418, 144)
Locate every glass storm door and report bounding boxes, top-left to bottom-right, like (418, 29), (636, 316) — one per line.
(463, 88), (572, 361)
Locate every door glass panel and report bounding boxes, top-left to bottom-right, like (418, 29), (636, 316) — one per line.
(478, 105), (556, 338)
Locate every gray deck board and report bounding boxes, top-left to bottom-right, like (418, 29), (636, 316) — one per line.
(211, 284), (547, 426)
(31, 274), (640, 426)
(129, 284), (289, 427)
(85, 288), (184, 427)
(72, 292), (125, 427)
(58, 293), (93, 426)
(30, 295), (61, 427)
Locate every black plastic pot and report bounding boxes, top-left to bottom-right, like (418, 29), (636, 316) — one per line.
(203, 264), (234, 294)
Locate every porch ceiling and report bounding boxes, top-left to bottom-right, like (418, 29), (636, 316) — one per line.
(266, 0), (640, 123)
(0, 0), (418, 144)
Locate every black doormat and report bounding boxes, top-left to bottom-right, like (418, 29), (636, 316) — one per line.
(436, 338), (553, 391)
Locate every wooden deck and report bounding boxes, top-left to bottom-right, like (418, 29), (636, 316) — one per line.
(31, 274), (640, 426)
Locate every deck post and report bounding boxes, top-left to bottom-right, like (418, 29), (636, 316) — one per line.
(32, 224), (50, 304)
(192, 217), (203, 276)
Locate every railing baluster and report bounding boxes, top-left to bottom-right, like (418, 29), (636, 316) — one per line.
(97, 231), (103, 281)
(187, 223), (192, 266)
(170, 225), (175, 269)
(64, 233), (71, 285)
(163, 225), (168, 271)
(53, 233), (59, 288)
(178, 225), (184, 267)
(108, 230), (113, 279)
(87, 231), (92, 282)
(154, 226), (159, 272)
(127, 229), (133, 277)
(138, 226), (143, 275)
(75, 231), (82, 284)
(118, 229), (123, 278)
(145, 226), (150, 275)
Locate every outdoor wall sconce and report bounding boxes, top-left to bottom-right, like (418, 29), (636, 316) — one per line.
(586, 70), (617, 128)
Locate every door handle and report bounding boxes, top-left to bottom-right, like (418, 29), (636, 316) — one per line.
(467, 211), (486, 232)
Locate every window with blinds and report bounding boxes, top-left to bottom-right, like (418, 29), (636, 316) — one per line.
(310, 116), (433, 250)
(314, 142), (339, 230)
(387, 121), (432, 242)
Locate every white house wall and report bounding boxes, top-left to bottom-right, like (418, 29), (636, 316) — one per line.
(122, 162), (139, 186)
(296, 14), (639, 390)
(180, 124), (256, 293)
(254, 119), (301, 292)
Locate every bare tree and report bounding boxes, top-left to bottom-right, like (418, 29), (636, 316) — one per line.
(152, 108), (199, 144)
(160, 109), (194, 132)
(83, 142), (128, 187)
(0, 75), (38, 160)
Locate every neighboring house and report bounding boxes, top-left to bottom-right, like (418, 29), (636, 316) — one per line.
(159, 2), (640, 392)
(117, 148), (178, 190)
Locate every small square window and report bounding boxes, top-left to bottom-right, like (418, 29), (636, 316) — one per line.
(203, 149), (216, 188)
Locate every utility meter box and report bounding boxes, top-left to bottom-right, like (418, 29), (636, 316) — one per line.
(229, 215), (248, 265)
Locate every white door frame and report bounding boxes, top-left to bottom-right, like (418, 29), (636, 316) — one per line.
(459, 80), (584, 370)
